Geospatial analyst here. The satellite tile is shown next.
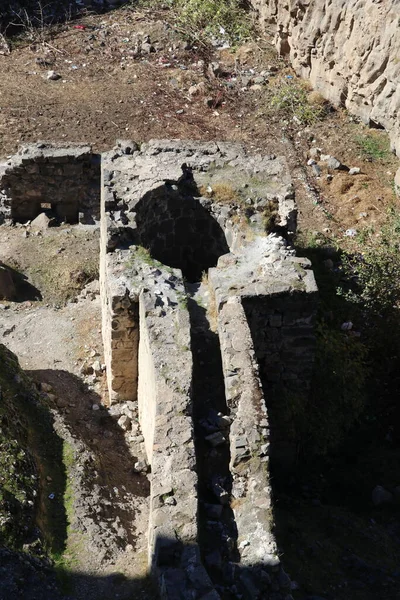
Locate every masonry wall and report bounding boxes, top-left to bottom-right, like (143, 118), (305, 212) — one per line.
(0, 143), (100, 224)
(138, 287), (219, 599)
(242, 289), (318, 468)
(100, 167), (139, 404)
(138, 292), (157, 464)
(217, 297), (292, 596)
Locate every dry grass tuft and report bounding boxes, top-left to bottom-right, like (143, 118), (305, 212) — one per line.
(200, 182), (240, 205)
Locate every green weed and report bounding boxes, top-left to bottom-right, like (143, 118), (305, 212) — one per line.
(354, 132), (392, 162)
(339, 207), (400, 314)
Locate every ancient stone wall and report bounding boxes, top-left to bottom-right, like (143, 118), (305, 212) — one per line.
(216, 298), (292, 595)
(242, 288), (317, 468)
(99, 139), (318, 598)
(209, 235), (318, 469)
(251, 0), (400, 161)
(0, 143), (100, 224)
(138, 287), (220, 599)
(100, 139), (296, 404)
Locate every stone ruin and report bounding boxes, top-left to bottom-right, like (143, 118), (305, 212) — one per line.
(0, 143), (100, 225)
(0, 140), (318, 599)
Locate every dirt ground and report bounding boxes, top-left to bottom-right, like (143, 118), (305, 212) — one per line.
(0, 3), (400, 600)
(0, 5), (398, 238)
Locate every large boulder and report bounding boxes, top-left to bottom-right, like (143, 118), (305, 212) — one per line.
(30, 212), (56, 230)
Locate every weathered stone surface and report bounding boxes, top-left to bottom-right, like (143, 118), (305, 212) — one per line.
(251, 0), (400, 156)
(0, 142), (100, 224)
(31, 212), (56, 230)
(99, 139), (318, 599)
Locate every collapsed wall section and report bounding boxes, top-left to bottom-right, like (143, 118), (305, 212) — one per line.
(0, 143), (100, 224)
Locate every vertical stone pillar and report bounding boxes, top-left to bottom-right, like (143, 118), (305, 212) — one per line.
(102, 282), (139, 404)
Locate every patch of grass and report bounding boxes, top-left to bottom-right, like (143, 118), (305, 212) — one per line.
(135, 246), (158, 267)
(176, 288), (188, 310)
(200, 181), (241, 205)
(354, 132), (392, 162)
(270, 79), (328, 125)
(261, 200), (279, 233)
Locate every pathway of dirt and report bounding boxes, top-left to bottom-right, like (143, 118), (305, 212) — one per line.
(0, 226), (155, 599)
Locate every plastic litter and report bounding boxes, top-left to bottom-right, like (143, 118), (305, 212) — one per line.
(344, 228), (357, 237)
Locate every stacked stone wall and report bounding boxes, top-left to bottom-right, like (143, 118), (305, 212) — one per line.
(138, 285), (219, 599)
(242, 289), (318, 468)
(216, 297), (292, 596)
(0, 143), (100, 224)
(134, 185), (229, 282)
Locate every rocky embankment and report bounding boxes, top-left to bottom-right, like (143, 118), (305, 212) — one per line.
(0, 343), (67, 600)
(251, 0), (400, 165)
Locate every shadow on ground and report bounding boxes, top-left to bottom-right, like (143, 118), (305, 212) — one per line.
(1, 263), (42, 301)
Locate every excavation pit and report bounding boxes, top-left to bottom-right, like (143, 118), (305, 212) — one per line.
(0, 139), (318, 599)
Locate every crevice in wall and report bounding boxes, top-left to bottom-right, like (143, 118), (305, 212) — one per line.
(186, 283), (240, 592)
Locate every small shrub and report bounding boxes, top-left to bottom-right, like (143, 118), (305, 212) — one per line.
(201, 182), (240, 205)
(138, 0), (252, 45)
(270, 80), (327, 125)
(170, 0), (252, 45)
(339, 207), (400, 315)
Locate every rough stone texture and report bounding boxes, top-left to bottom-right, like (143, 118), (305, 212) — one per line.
(217, 299), (281, 575)
(100, 243), (216, 597)
(138, 287), (217, 599)
(100, 139), (295, 404)
(0, 143), (100, 224)
(251, 0), (400, 159)
(209, 235), (318, 468)
(99, 139), (318, 598)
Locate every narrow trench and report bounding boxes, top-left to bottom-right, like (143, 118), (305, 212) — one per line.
(186, 281), (240, 599)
